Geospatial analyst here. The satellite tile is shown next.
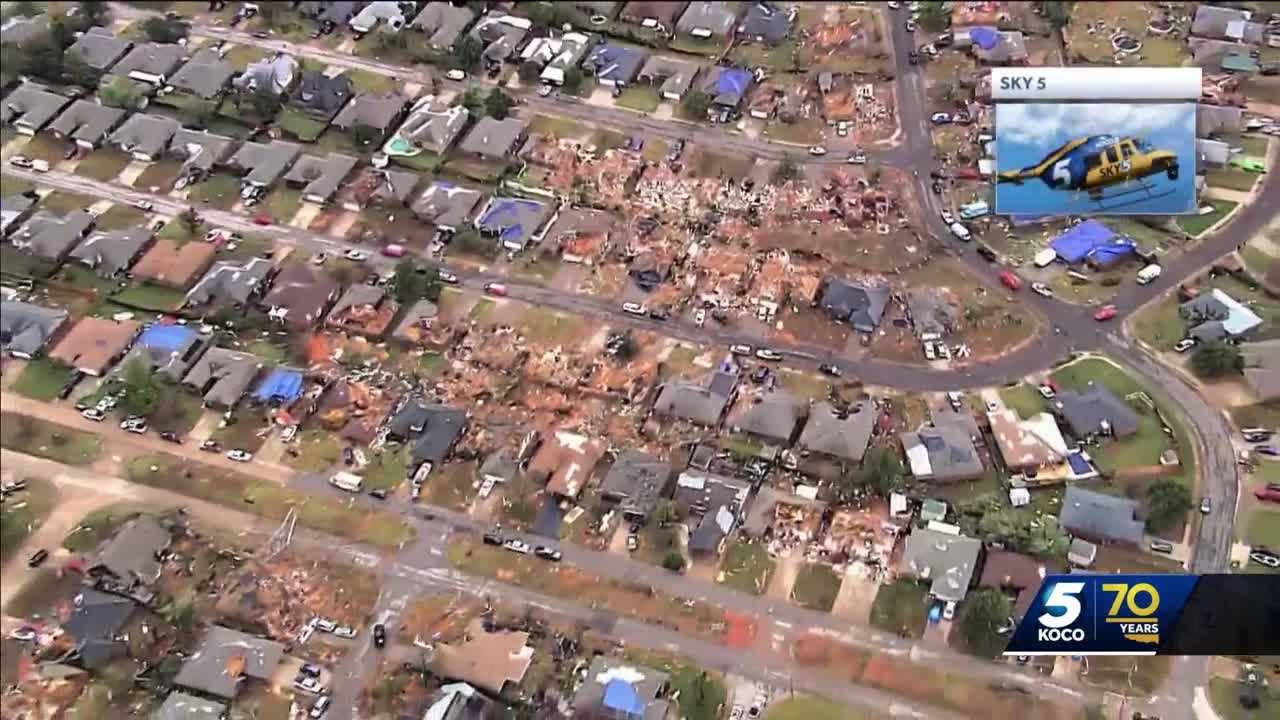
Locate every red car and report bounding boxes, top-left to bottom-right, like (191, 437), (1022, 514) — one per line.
(998, 270), (1022, 291)
(382, 243), (405, 258)
(1255, 487), (1280, 504)
(252, 212), (272, 225)
(1094, 305), (1118, 322)
(484, 282), (507, 297)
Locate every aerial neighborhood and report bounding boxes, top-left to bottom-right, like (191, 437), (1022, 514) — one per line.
(0, 2), (1278, 720)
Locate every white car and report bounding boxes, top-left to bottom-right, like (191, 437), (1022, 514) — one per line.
(948, 221), (970, 241)
(82, 407), (106, 422)
(293, 676), (324, 694)
(985, 401), (999, 413)
(344, 249), (370, 262)
(120, 417), (148, 434)
(622, 301), (647, 316)
(444, 69), (466, 81)
(281, 425), (299, 442)
(311, 252), (329, 266)
(1037, 385), (1055, 399)
(504, 539), (531, 554)
(538, 84), (553, 97)
(132, 201), (154, 211)
(847, 150), (867, 164)
(226, 449), (253, 462)
(9, 626), (37, 642)
(930, 112), (952, 124)
(943, 601), (956, 621)
(755, 348), (782, 361)
(729, 344), (753, 356)
(808, 145), (828, 156)
(331, 626), (357, 638)
(1030, 282), (1053, 297)
(836, 121), (849, 137)
(438, 270), (458, 284)
(694, 308), (706, 327)
(923, 342), (937, 361)
(1173, 338), (1195, 353)
(314, 618), (337, 633)
(939, 209), (955, 224)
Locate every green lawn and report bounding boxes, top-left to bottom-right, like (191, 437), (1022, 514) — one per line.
(74, 149), (132, 182)
(1, 477), (55, 563)
(468, 298), (495, 322)
(364, 447), (411, 492)
(10, 358), (74, 401)
(39, 191), (96, 214)
(625, 652), (727, 720)
(147, 387), (204, 434)
(62, 506), (139, 552)
(224, 43), (268, 68)
(869, 579), (929, 639)
(210, 415), (272, 454)
(1246, 509), (1280, 547)
(422, 461), (476, 509)
(731, 39), (799, 73)
(244, 338), (287, 364)
(517, 307), (582, 345)
(790, 563), (842, 612)
(0, 246), (57, 279)
(112, 283), (186, 311)
(131, 159), (184, 192)
(1205, 167), (1260, 192)
(1209, 677), (1277, 720)
(346, 68), (396, 95)
(21, 134), (71, 164)
(528, 114), (584, 139)
(1131, 292), (1188, 350)
(93, 204), (148, 231)
(669, 34), (728, 57)
(284, 429), (343, 473)
(0, 413), (103, 466)
(1231, 403), (1280, 430)
(0, 175), (35, 195)
(615, 85), (660, 113)
(187, 173), (242, 210)
(1136, 273), (1280, 348)
(126, 454), (415, 548)
(276, 105), (329, 142)
(766, 696), (871, 720)
(261, 186), (302, 222)
(1178, 199), (1238, 237)
(388, 149), (442, 173)
(717, 540), (775, 595)
(999, 384), (1047, 419)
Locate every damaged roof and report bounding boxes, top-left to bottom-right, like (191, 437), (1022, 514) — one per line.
(820, 278), (890, 333)
(130, 238), (217, 288)
(69, 227), (152, 277)
(413, 181), (485, 230)
(901, 527), (981, 602)
(411, 2), (477, 49)
(110, 113), (182, 158)
(185, 257), (273, 309)
(638, 55), (700, 98)
(1060, 486), (1144, 545)
(0, 300), (68, 358)
(395, 96), (469, 154)
(389, 399), (466, 464)
(653, 369), (737, 426)
(262, 262), (339, 330)
(459, 115), (528, 159)
(284, 153), (359, 202)
(900, 419), (984, 482)
(167, 128), (237, 172)
(797, 400), (876, 463)
(10, 209), (94, 260)
(182, 346), (264, 407)
(476, 196), (555, 250)
(112, 41), (187, 79)
(326, 284), (399, 336)
(528, 429), (605, 498)
(1, 82), (72, 132)
(174, 626), (285, 700)
(677, 1), (739, 37)
(89, 514), (170, 586)
(600, 450), (670, 519)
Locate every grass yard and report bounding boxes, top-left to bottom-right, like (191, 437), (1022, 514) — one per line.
(1136, 273), (1280, 348)
(92, 204), (148, 231)
(791, 563), (842, 612)
(717, 540), (775, 595)
(62, 506), (139, 552)
(126, 454), (415, 548)
(687, 148), (756, 180)
(275, 105), (330, 142)
(362, 447), (410, 492)
(731, 39), (800, 73)
(261, 186), (302, 222)
(210, 415), (272, 454)
(0, 477), (55, 563)
(529, 114), (585, 139)
(766, 696), (871, 720)
(5, 568), (83, 618)
(517, 307), (583, 345)
(422, 461), (476, 510)
(1209, 677), (1277, 720)
(187, 172), (242, 210)
(641, 137), (670, 164)
(39, 191), (95, 214)
(10, 359), (74, 401)
(615, 85), (660, 113)
(0, 246), (57, 279)
(999, 383), (1048, 419)
(388, 148), (442, 173)
(112, 283), (186, 311)
(1206, 167), (1260, 192)
(0, 175), (34, 195)
(20, 134), (71, 164)
(1231, 403), (1280, 430)
(669, 34), (728, 57)
(766, 116), (827, 145)
(0, 413), (104, 466)
(624, 651), (727, 720)
(73, 149), (131, 182)
(442, 156), (507, 184)
(224, 43), (268, 68)
(1178, 199), (1238, 237)
(147, 387), (204, 434)
(469, 298), (495, 322)
(346, 68), (396, 95)
(509, 255), (560, 285)
(284, 429), (343, 473)
(1246, 508), (1280, 547)
(869, 579), (929, 639)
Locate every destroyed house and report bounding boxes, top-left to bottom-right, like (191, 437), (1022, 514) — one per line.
(601, 450), (671, 522)
(675, 470), (749, 555)
(391, 299), (440, 345)
(542, 207), (615, 262)
(174, 626), (285, 700)
(0, 300), (68, 358)
(469, 13), (531, 66)
(528, 430), (605, 499)
(341, 167), (421, 210)
(739, 2), (793, 45)
(262, 262), (340, 330)
(70, 227), (153, 278)
(283, 153), (359, 204)
(413, 181), (485, 231)
(388, 399), (466, 466)
(797, 400), (876, 464)
(86, 514), (171, 590)
(182, 346), (264, 408)
(47, 100), (127, 149)
(234, 53), (297, 95)
(819, 278), (889, 333)
(326, 284), (400, 337)
(60, 589), (136, 670)
(901, 526), (982, 602)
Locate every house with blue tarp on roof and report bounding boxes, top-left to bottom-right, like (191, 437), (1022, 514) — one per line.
(572, 655), (673, 720)
(121, 323), (209, 381)
(1049, 220), (1138, 268)
(698, 66), (754, 118)
(252, 367), (305, 406)
(475, 196), (558, 252)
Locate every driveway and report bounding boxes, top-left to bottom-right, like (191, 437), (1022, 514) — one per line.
(0, 479), (115, 610)
(829, 568), (878, 624)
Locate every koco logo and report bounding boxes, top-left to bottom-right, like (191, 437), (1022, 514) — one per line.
(1037, 582), (1086, 642)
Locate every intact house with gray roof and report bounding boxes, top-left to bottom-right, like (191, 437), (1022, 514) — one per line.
(1, 193), (37, 236)
(520, 32), (593, 86)
(1, 300), (68, 358)
(901, 526), (982, 602)
(387, 399), (467, 468)
(469, 12), (532, 67)
(459, 116), (529, 161)
(412, 181), (485, 231)
(392, 96), (468, 155)
(1, 82), (72, 135)
(184, 257), (273, 311)
(797, 400), (876, 464)
(291, 71), (353, 121)
(67, 27), (132, 71)
(174, 625), (285, 701)
(411, 1), (477, 50)
(284, 153), (359, 204)
(226, 140), (301, 188)
(675, 469), (750, 556)
(1060, 486), (1144, 546)
(601, 450), (671, 522)
(332, 92), (408, 145)
(476, 196), (557, 252)
(739, 2), (794, 45)
(584, 43), (648, 87)
(653, 367), (738, 427)
(234, 53), (298, 96)
(167, 47), (237, 100)
(900, 418), (984, 483)
(1053, 385), (1140, 439)
(728, 390), (806, 446)
(154, 693), (226, 720)
(166, 128), (237, 180)
(111, 41), (187, 85)
(182, 346), (265, 408)
(69, 227), (153, 278)
(638, 55), (700, 101)
(86, 514), (172, 592)
(46, 100), (126, 150)
(622, 1), (690, 33)
(677, 1), (739, 38)
(110, 113), (181, 161)
(10, 210), (94, 261)
(819, 278), (889, 333)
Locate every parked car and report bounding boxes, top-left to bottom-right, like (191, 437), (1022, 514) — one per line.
(298, 664), (322, 679)
(372, 623), (386, 648)
(1149, 539), (1174, 554)
(132, 201), (153, 212)
(905, 18), (917, 31)
(1037, 384), (1055, 399)
(1173, 338), (1196, 353)
(81, 407), (106, 422)
(438, 270), (458, 284)
(939, 209), (955, 224)
(818, 363), (841, 377)
(942, 601), (956, 621)
(846, 150), (867, 164)
(58, 371), (85, 400)
(538, 84), (553, 97)
(1250, 550), (1280, 567)
(344, 249), (370, 262)
(294, 676), (324, 694)
(948, 221), (970, 241)
(626, 534), (638, 552)
(998, 270), (1022, 291)
(1242, 428), (1273, 442)
(27, 549), (49, 567)
(281, 425), (299, 443)
(200, 440), (222, 452)
(694, 308), (706, 327)
(309, 695), (331, 718)
(808, 146), (828, 156)
(729, 344), (753, 356)
(445, 69), (466, 81)
(907, 50), (920, 65)
(534, 546), (562, 561)
(120, 417), (148, 434)
(504, 539), (531, 554)
(332, 626), (357, 638)
(976, 244), (997, 262)
(1030, 282), (1053, 297)
(755, 348), (782, 362)
(1199, 496), (1212, 514)
(382, 244), (405, 258)
(930, 112), (952, 124)
(252, 212), (272, 225)
(9, 626), (37, 642)
(648, 307), (670, 321)
(622, 301), (646, 316)
(1253, 487), (1280, 504)
(483, 530), (505, 546)
(226, 449), (253, 462)
(1094, 305), (1117, 322)
(1257, 445), (1280, 456)
(369, 488), (388, 500)
(483, 282), (507, 297)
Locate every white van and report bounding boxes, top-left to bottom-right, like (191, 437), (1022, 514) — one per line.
(949, 222), (971, 241)
(959, 201), (989, 220)
(1033, 248), (1057, 268)
(329, 472), (362, 493)
(1136, 264), (1162, 285)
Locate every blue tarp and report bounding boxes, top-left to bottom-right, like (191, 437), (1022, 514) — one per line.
(1051, 220), (1136, 266)
(478, 198), (548, 244)
(138, 324), (196, 352)
(969, 26), (999, 50)
(716, 68), (752, 97)
(1067, 452), (1093, 475)
(253, 368), (303, 404)
(603, 679), (645, 716)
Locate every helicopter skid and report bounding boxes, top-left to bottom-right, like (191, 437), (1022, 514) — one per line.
(1080, 178), (1177, 211)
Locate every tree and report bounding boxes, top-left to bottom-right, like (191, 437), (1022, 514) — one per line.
(62, 53), (102, 89)
(121, 358), (159, 417)
(1041, 1), (1071, 29)
(391, 259), (441, 304)
(141, 16), (189, 43)
(459, 87), (485, 114)
(178, 207), (202, 235)
(562, 67), (584, 94)
(452, 34), (483, 71)
(653, 499), (680, 528)
(773, 154), (800, 183)
(246, 84), (282, 119)
(484, 88), (513, 119)
(681, 90), (712, 120)
(958, 589), (1014, 658)
(1191, 340), (1244, 378)
(15, 34), (66, 85)
(862, 446), (904, 497)
(100, 75), (146, 110)
(662, 551), (686, 572)
(1146, 479), (1191, 532)
(916, 1), (951, 32)
(517, 61), (541, 84)
(77, 1), (110, 27)
(351, 123), (382, 147)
